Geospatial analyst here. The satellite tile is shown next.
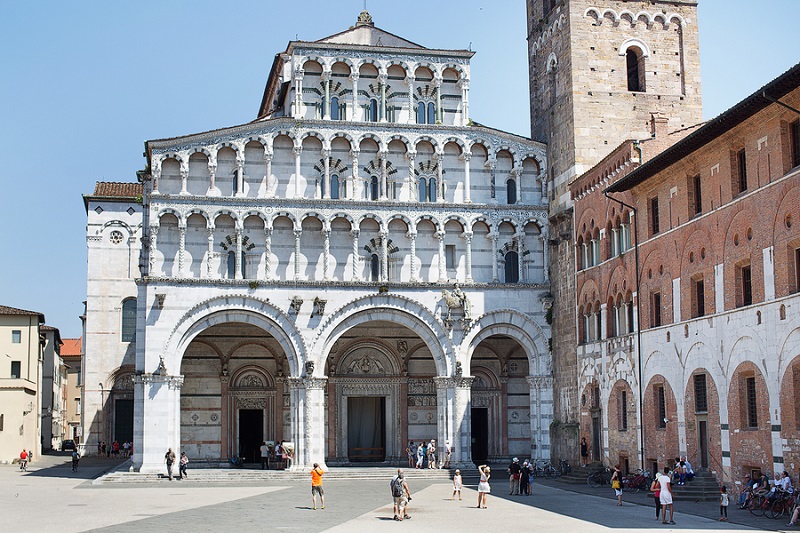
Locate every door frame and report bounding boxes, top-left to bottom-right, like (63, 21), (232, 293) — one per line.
(334, 380), (400, 463)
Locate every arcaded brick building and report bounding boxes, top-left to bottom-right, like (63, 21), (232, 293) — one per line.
(572, 62), (800, 482)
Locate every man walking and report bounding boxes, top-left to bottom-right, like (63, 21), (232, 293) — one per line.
(391, 469), (412, 521)
(164, 448), (176, 480)
(71, 449), (80, 472)
(443, 440), (452, 469)
(508, 457), (522, 495)
(311, 462), (325, 510)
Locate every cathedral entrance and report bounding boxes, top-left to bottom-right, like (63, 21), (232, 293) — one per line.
(114, 399), (134, 443)
(347, 396), (385, 462)
(238, 409), (263, 463)
(471, 407), (488, 463)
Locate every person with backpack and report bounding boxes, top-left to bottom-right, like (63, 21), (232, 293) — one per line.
(390, 469), (412, 521)
(71, 449), (80, 472)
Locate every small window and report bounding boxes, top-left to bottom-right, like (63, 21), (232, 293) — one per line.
(620, 390), (628, 430)
(368, 99), (378, 122)
(121, 298), (137, 343)
(736, 148), (748, 195)
(370, 175), (379, 201)
(692, 277), (705, 318)
(505, 251), (520, 283)
(370, 253), (380, 281)
(241, 251), (247, 279)
(626, 49), (644, 92)
(745, 376), (758, 428)
(694, 374), (708, 413)
(330, 96), (340, 120)
(651, 291), (662, 327)
(445, 244), (456, 270)
(416, 102), (426, 124)
(791, 120), (800, 168)
(737, 264), (752, 307)
(0, 413), (3, 431)
(418, 178), (428, 202)
(11, 361), (21, 379)
(330, 175), (340, 199)
(692, 175), (702, 216)
(794, 247), (800, 294)
(427, 102), (436, 124)
(656, 385), (666, 429)
(649, 196), (660, 236)
(227, 251), (236, 279)
(507, 179), (517, 204)
(428, 178), (437, 202)
(11, 330), (21, 344)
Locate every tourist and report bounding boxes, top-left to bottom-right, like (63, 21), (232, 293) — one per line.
(407, 441), (416, 468)
(113, 440), (120, 457)
(611, 464), (623, 505)
(164, 448), (176, 480)
(427, 439), (437, 469)
(97, 442), (103, 457)
(508, 457), (521, 495)
(650, 474), (661, 520)
(778, 471), (793, 492)
(19, 449), (28, 471)
(123, 441), (130, 457)
(738, 474), (752, 508)
(260, 441), (269, 470)
(682, 456), (695, 482)
(477, 465), (491, 509)
(451, 469), (463, 500)
(311, 462), (325, 510)
(391, 470), (411, 521)
(416, 442), (425, 469)
(787, 501), (800, 527)
(580, 437), (589, 466)
(520, 461), (530, 496)
(178, 451), (188, 479)
(526, 461), (535, 494)
(719, 485), (729, 521)
(102, 441), (108, 458)
(71, 449), (80, 472)
(443, 440), (452, 469)
(659, 466), (675, 525)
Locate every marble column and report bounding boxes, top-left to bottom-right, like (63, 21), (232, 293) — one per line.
(262, 152), (272, 198)
(264, 227), (273, 280)
(436, 152), (445, 202)
(149, 225), (159, 276)
(293, 229), (302, 281)
(516, 233), (524, 283)
(322, 72), (331, 120)
(458, 78), (470, 126)
(220, 374), (230, 458)
(350, 72), (360, 122)
(275, 377), (285, 443)
(406, 151), (416, 201)
(351, 229), (360, 281)
(489, 232), (499, 282)
(406, 76), (415, 124)
(462, 152), (472, 203)
(408, 230), (418, 282)
(380, 229), (389, 282)
(235, 228), (243, 280)
(434, 77), (442, 122)
(453, 376), (475, 467)
(151, 166), (160, 194)
(540, 235), (549, 282)
(285, 377), (304, 470)
(293, 146), (303, 198)
(178, 225), (186, 277)
(132, 372), (184, 473)
(322, 227), (331, 281)
(437, 230), (447, 282)
(206, 227), (214, 278)
(514, 168), (522, 204)
(322, 148), (331, 199)
(527, 375), (553, 461)
(380, 151), (388, 200)
(487, 159), (497, 203)
(433, 377), (454, 464)
(303, 377), (328, 469)
(378, 74), (387, 123)
(294, 68), (304, 117)
(463, 231), (474, 283)
(350, 150), (360, 200)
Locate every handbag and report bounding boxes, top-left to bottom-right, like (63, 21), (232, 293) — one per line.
(612, 479), (621, 489)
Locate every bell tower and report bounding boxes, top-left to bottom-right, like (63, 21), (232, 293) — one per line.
(528, 0), (703, 463)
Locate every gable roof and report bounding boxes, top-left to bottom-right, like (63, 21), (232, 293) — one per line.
(0, 305), (45, 322)
(315, 11), (425, 49)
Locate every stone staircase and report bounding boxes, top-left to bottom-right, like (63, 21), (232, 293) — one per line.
(556, 461), (606, 485)
(94, 462), (470, 485)
(671, 470), (720, 502)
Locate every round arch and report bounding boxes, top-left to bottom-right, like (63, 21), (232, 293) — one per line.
(462, 309), (548, 375)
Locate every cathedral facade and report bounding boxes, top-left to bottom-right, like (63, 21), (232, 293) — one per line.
(83, 12), (552, 472)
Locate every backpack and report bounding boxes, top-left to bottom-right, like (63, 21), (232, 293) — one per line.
(391, 477), (403, 497)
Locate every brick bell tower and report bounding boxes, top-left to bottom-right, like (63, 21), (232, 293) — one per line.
(527, 0), (703, 463)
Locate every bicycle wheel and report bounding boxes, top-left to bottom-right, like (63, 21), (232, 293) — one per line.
(749, 495), (765, 517)
(630, 479), (641, 494)
(588, 473), (601, 488)
(553, 467), (562, 478)
(768, 498), (786, 520)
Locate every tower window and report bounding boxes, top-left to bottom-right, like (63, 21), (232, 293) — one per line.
(121, 298), (137, 343)
(227, 251), (235, 279)
(791, 120), (800, 168)
(11, 361), (21, 379)
(650, 291), (662, 328)
(735, 148), (748, 195)
(417, 102), (426, 124)
(330, 175), (340, 199)
(691, 175), (702, 216)
(370, 253), (380, 281)
(368, 99), (378, 122)
(745, 376), (758, 428)
(694, 374), (708, 413)
(620, 390), (628, 430)
(506, 179), (517, 204)
(737, 263), (752, 307)
(428, 102), (436, 124)
(428, 178), (438, 202)
(649, 196), (660, 236)
(370, 175), (379, 201)
(692, 277), (705, 318)
(330, 96), (340, 120)
(505, 251), (519, 283)
(656, 385), (666, 428)
(626, 49), (645, 92)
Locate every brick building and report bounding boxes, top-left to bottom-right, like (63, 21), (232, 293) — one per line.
(572, 62), (800, 482)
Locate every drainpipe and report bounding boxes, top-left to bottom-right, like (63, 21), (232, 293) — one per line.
(604, 188), (644, 472)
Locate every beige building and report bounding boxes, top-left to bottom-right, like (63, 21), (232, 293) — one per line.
(40, 325), (67, 452)
(60, 337), (83, 446)
(0, 305), (45, 463)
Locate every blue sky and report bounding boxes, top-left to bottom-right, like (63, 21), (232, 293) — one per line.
(1, 1), (797, 338)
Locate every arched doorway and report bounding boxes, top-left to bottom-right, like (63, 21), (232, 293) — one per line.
(180, 322), (289, 463)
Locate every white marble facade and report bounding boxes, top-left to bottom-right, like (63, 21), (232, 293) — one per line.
(84, 12), (553, 473)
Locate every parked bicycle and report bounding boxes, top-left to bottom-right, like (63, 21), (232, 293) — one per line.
(621, 469), (651, 493)
(559, 459), (571, 475)
(587, 467), (612, 488)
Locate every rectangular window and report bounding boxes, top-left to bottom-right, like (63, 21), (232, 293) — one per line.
(791, 120), (800, 168)
(738, 264), (753, 307)
(11, 330), (21, 343)
(693, 278), (705, 318)
(620, 390), (628, 430)
(736, 148), (748, 195)
(649, 197), (660, 236)
(746, 376), (758, 428)
(0, 413), (3, 431)
(445, 244), (456, 270)
(793, 247), (800, 295)
(11, 361), (21, 379)
(651, 291), (662, 327)
(692, 175), (702, 216)
(694, 374), (708, 413)
(656, 385), (666, 429)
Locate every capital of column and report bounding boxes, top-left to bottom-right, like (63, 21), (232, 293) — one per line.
(293, 229), (303, 239)
(321, 148), (331, 158)
(178, 226), (186, 235)
(436, 230), (446, 241)
(462, 231), (473, 241)
(349, 72), (359, 82)
(149, 225), (159, 236)
(378, 73), (388, 84)
(350, 229), (360, 238)
(406, 230), (417, 239)
(294, 68), (304, 81)
(485, 159), (496, 170)
(405, 75), (415, 87)
(304, 377), (328, 391)
(321, 70), (331, 82)
(406, 150), (417, 161)
(433, 77), (442, 88)
(284, 376), (304, 390)
(293, 146), (303, 157)
(526, 374), (553, 390)
(457, 79), (470, 90)
(264, 152), (273, 162)
(461, 152), (472, 162)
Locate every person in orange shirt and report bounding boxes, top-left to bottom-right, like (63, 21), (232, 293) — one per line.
(311, 462), (325, 510)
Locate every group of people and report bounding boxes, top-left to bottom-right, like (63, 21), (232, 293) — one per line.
(406, 439), (451, 470)
(507, 457), (535, 495)
(98, 440), (132, 458)
(163, 448), (189, 480)
(259, 441), (294, 470)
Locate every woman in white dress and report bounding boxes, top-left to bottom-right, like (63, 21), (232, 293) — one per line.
(477, 465), (491, 509)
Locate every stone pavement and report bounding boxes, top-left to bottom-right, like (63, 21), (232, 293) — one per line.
(1, 453), (781, 532)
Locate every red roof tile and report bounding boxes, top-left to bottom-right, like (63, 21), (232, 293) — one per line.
(61, 337), (82, 356)
(92, 182), (142, 198)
